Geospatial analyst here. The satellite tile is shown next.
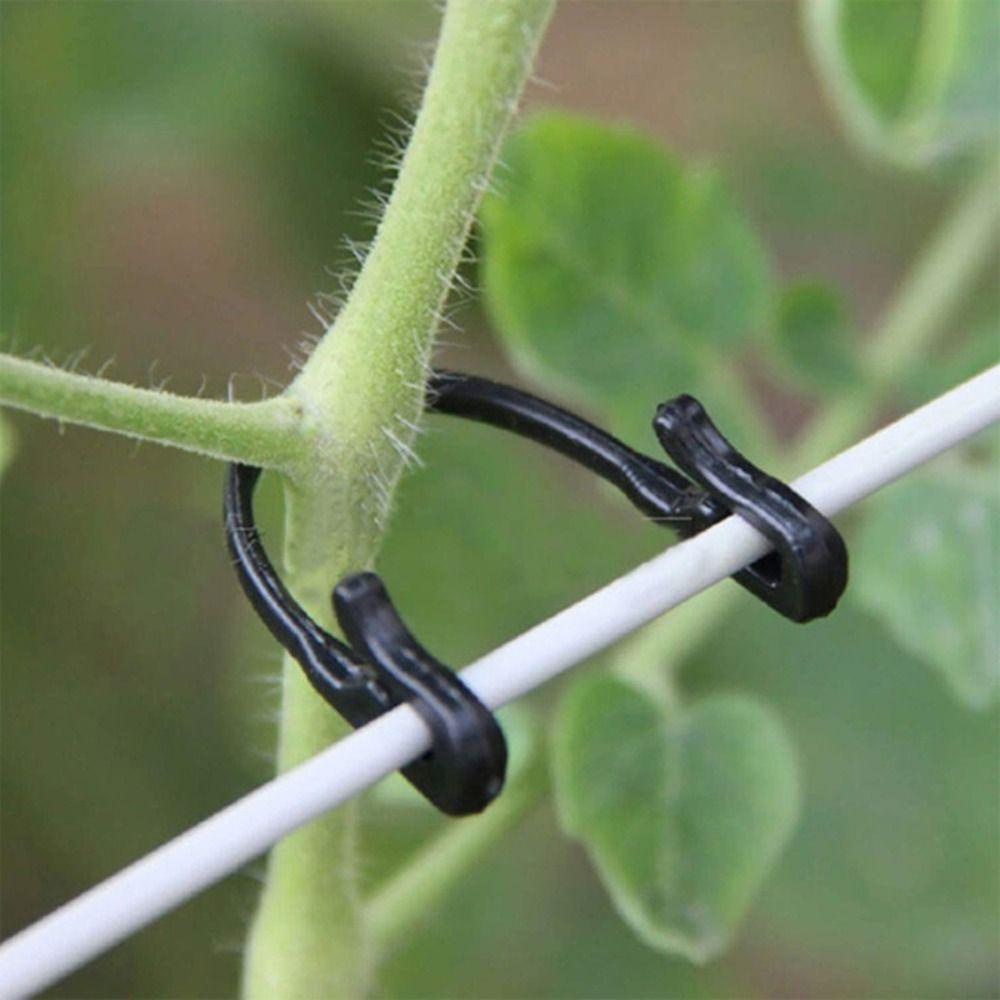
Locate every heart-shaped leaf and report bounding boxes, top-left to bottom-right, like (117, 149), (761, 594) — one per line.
(853, 467), (999, 708)
(552, 674), (800, 962)
(480, 112), (771, 449)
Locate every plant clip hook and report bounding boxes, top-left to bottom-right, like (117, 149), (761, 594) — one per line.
(225, 463), (507, 817)
(224, 370), (848, 816)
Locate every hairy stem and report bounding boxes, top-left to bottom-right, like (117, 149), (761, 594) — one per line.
(0, 354), (302, 468)
(242, 3), (554, 997)
(286, 0), (555, 579)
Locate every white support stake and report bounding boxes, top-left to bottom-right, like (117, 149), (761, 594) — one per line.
(1, 364), (998, 999)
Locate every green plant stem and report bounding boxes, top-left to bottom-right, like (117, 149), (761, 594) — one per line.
(0, 353), (302, 467)
(868, 158), (999, 373)
(368, 760), (547, 957)
(242, 3), (553, 997)
(0, 2), (553, 991)
(286, 0), (555, 581)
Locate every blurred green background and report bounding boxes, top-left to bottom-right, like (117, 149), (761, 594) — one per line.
(2, 2), (997, 997)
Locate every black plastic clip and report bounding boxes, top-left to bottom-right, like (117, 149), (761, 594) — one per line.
(224, 371), (847, 818)
(427, 371), (847, 623)
(653, 395), (848, 622)
(224, 464), (506, 816)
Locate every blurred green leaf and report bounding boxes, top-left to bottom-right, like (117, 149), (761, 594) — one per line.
(480, 112), (772, 448)
(803, 0), (1000, 168)
(552, 674), (800, 963)
(853, 467), (999, 709)
(772, 282), (862, 394)
(688, 600), (999, 994)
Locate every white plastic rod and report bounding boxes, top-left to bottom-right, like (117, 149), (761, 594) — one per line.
(1, 364), (998, 999)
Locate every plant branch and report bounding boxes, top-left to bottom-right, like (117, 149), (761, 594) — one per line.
(242, 3), (554, 997)
(0, 353), (302, 468)
(367, 760), (547, 958)
(865, 153), (999, 374)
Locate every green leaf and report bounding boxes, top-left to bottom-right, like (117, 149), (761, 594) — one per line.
(552, 675), (800, 962)
(803, 0), (1000, 168)
(773, 282), (863, 394)
(853, 467), (999, 709)
(480, 112), (771, 448)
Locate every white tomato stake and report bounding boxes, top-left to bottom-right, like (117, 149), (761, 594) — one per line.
(1, 363), (998, 1000)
